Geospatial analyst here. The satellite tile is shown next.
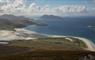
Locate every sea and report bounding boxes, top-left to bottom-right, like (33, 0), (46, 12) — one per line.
(26, 16), (95, 43)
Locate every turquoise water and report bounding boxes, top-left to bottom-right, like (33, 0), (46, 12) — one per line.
(26, 16), (95, 43)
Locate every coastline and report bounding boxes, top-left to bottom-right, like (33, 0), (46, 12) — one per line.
(75, 37), (95, 51)
(49, 35), (95, 51)
(0, 29), (95, 51)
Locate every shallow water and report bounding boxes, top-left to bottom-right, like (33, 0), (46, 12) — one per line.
(26, 16), (95, 43)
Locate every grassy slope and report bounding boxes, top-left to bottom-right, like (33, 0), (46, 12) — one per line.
(9, 38), (88, 50)
(0, 49), (95, 60)
(0, 38), (95, 60)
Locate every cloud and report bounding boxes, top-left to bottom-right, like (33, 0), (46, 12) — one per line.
(93, 0), (95, 2)
(0, 0), (87, 16)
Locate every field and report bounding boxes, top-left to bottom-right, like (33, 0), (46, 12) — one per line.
(9, 37), (88, 50)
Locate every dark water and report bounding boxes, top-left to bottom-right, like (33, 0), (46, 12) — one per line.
(26, 16), (95, 43)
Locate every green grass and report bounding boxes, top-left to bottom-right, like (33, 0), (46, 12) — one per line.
(0, 25), (15, 30)
(8, 37), (88, 50)
(0, 37), (94, 60)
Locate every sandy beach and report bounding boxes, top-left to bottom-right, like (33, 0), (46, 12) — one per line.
(0, 29), (95, 51)
(49, 35), (95, 51)
(75, 37), (95, 51)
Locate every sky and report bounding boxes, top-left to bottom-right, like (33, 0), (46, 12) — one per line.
(0, 0), (95, 16)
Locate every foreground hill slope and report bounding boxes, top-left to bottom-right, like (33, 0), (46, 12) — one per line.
(0, 38), (95, 60)
(0, 37), (95, 60)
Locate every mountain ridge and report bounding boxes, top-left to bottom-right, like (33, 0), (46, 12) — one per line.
(0, 14), (34, 30)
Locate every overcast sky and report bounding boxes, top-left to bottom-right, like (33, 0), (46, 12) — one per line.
(0, 0), (95, 16)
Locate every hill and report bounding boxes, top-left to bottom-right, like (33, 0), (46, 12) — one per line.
(0, 14), (34, 30)
(0, 37), (95, 60)
(39, 15), (95, 26)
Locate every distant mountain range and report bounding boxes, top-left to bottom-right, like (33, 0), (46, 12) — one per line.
(0, 14), (34, 30)
(0, 14), (95, 31)
(40, 15), (64, 21)
(40, 15), (95, 27)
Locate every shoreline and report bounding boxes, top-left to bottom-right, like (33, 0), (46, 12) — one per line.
(0, 29), (95, 51)
(0, 35), (95, 51)
(75, 37), (95, 51)
(49, 35), (95, 51)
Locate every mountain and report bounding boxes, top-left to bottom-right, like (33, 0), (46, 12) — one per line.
(40, 15), (64, 21)
(0, 14), (34, 30)
(40, 15), (95, 26)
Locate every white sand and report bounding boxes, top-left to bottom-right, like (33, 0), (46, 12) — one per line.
(74, 37), (95, 51)
(50, 35), (95, 51)
(0, 29), (95, 51)
(0, 29), (37, 41)
(0, 42), (8, 44)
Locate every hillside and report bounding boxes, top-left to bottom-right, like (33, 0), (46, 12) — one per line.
(8, 37), (88, 50)
(0, 14), (34, 30)
(0, 37), (95, 60)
